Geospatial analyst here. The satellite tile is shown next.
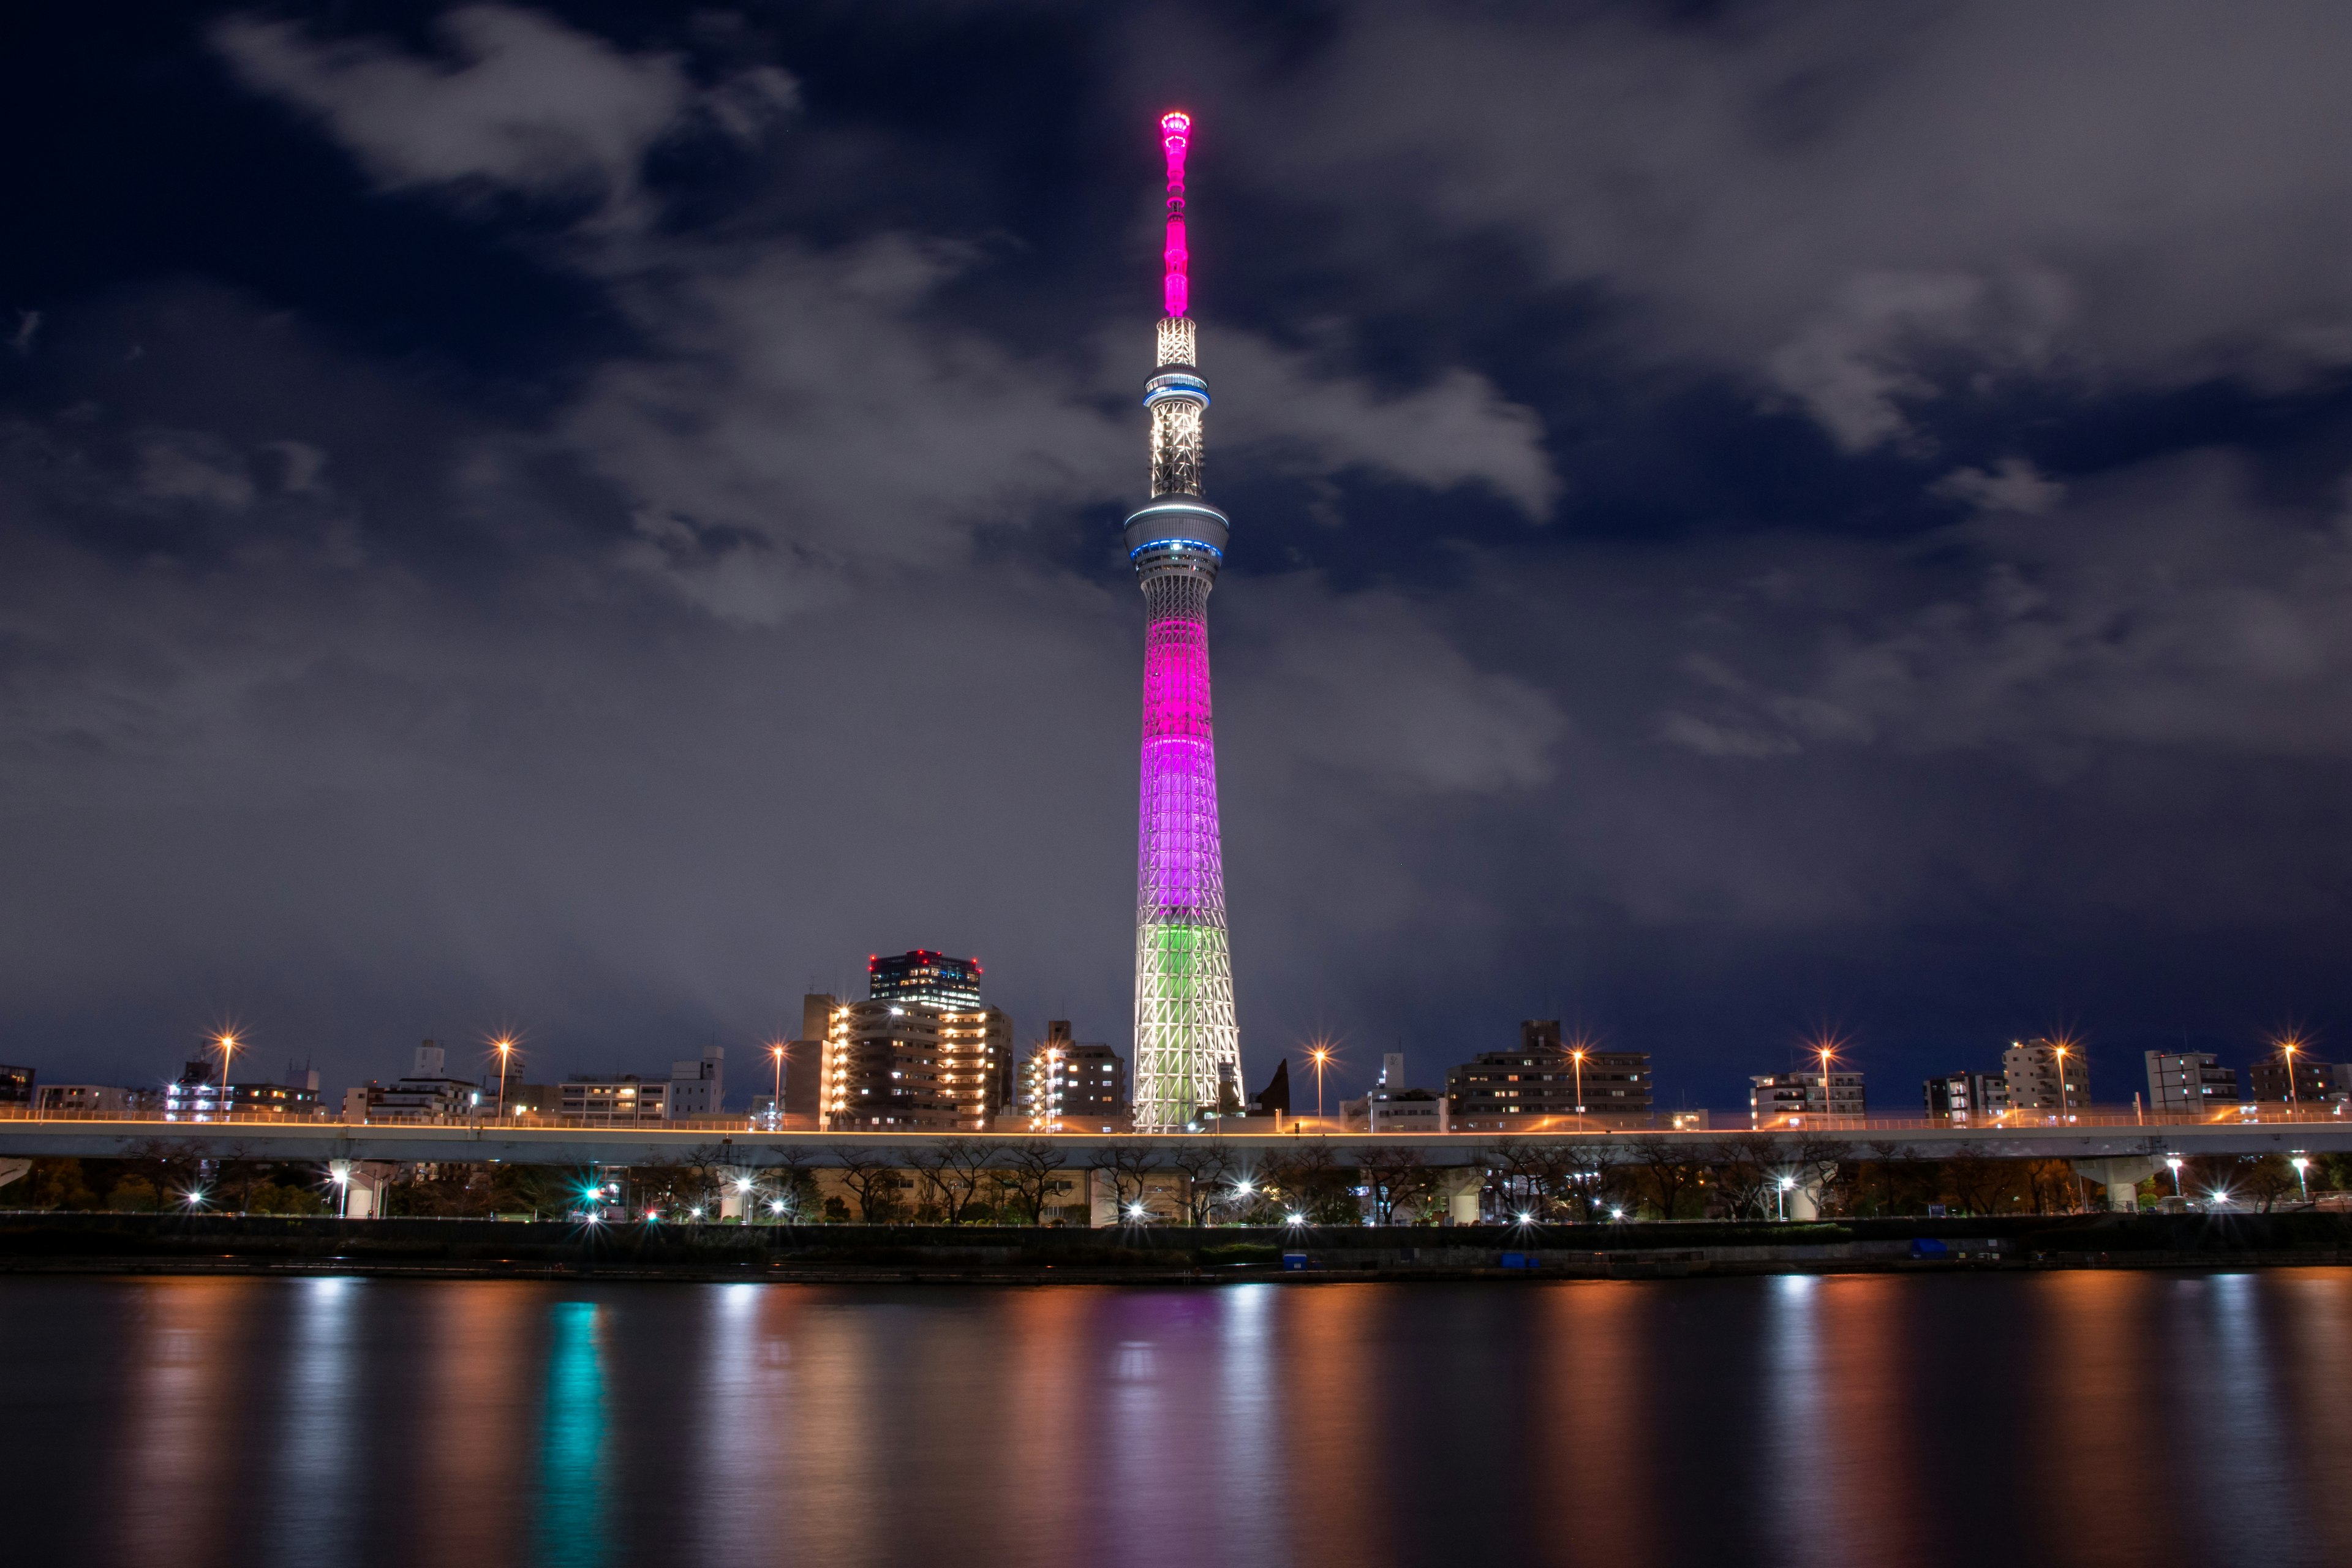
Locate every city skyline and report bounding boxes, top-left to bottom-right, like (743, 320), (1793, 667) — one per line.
(12, 7), (2352, 1109)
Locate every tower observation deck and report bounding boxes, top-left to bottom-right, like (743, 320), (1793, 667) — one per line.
(1128, 109), (1239, 1131)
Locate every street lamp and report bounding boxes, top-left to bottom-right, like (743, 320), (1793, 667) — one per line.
(1570, 1043), (1588, 1125)
(769, 1042), (788, 1129)
(2166, 1156), (2183, 1197)
(1776, 1175), (1793, 1223)
(1310, 1045), (1333, 1122)
(2278, 1035), (2304, 1111)
(214, 1031), (240, 1121)
(491, 1036), (516, 1121)
(2052, 1040), (2073, 1117)
(2291, 1155), (2311, 1201)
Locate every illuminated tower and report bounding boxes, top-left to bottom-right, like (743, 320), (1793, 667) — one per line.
(1128, 109), (1239, 1131)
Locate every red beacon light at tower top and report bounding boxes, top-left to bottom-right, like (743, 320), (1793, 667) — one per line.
(1160, 110), (1192, 317)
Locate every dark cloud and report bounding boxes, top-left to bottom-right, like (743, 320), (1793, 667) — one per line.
(2, 2), (2350, 1107)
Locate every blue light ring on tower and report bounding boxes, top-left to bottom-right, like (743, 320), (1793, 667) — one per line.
(1123, 499), (1229, 560)
(1144, 374), (1209, 409)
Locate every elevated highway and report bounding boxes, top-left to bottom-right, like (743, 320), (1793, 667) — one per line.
(0, 1111), (2343, 1172)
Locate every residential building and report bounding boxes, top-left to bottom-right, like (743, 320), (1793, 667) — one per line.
(561, 1075), (668, 1126)
(355, 1042), (481, 1124)
(2145, 1051), (2237, 1113)
(1343, 1050), (1450, 1131)
(858, 951), (1017, 1110)
(1021, 1021), (1130, 1132)
(668, 1047), (725, 1119)
(1446, 1023), (1654, 1127)
(823, 993), (1012, 1133)
(783, 993), (833, 1122)
(32, 1084), (126, 1116)
(2247, 1052), (2335, 1104)
(2003, 1039), (2088, 1114)
(165, 1061), (323, 1121)
(1749, 1071), (1866, 1126)
(0, 1065), (31, 1106)
(1924, 1071), (2010, 1123)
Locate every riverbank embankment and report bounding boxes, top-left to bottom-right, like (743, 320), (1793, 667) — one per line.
(1, 1210), (2346, 1283)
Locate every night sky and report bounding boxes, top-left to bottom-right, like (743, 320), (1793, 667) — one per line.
(9, 2), (2352, 1110)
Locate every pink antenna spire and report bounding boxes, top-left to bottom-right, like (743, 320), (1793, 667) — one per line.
(1160, 110), (1191, 317)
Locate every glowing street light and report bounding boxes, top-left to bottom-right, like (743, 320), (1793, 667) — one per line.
(2277, 1034), (2307, 1110)
(2166, 1156), (2184, 1197)
(491, 1036), (518, 1121)
(214, 1031), (241, 1120)
(769, 1042), (788, 1128)
(1570, 1041), (1588, 1125)
(2051, 1038), (2075, 1117)
(1308, 1043), (1335, 1121)
(1776, 1175), (1794, 1223)
(2291, 1154), (2312, 1201)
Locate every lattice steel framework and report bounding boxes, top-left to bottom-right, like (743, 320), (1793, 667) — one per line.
(1128, 110), (1240, 1131)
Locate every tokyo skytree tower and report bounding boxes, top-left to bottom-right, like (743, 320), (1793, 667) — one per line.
(1127, 110), (1240, 1132)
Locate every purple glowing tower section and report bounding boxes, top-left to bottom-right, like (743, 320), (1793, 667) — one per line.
(1128, 109), (1238, 1131)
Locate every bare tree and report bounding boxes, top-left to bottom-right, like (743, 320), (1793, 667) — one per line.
(998, 1140), (1069, 1226)
(1168, 1139), (1235, 1226)
(1630, 1139), (1707, 1219)
(1263, 1145), (1352, 1224)
(835, 1150), (908, 1224)
(1107, 1144), (1164, 1220)
(1357, 1147), (1434, 1225)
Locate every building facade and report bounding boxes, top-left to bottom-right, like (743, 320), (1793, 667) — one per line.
(351, 1044), (480, 1124)
(668, 1046), (725, 1119)
(31, 1084), (126, 1116)
(560, 1076), (669, 1126)
(1021, 1020), (1131, 1133)
(165, 1060), (323, 1121)
(1447, 1034), (1655, 1127)
(2003, 1039), (2088, 1114)
(1924, 1071), (2010, 1122)
(2145, 1050), (2237, 1112)
(822, 992), (1014, 1133)
(1749, 1071), (1867, 1125)
(2247, 1052), (2335, 1104)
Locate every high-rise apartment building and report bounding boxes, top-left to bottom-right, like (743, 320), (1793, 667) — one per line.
(820, 953), (1014, 1131)
(1749, 1071), (1866, 1125)
(1021, 1020), (1131, 1133)
(1128, 111), (1242, 1131)
(1924, 1071), (2009, 1122)
(2144, 1050), (2236, 1112)
(2003, 1039), (2087, 1113)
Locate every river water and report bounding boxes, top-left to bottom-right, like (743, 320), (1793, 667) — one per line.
(2, 1270), (2346, 1567)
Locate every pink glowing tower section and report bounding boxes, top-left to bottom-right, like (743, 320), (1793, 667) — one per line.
(1160, 110), (1191, 317)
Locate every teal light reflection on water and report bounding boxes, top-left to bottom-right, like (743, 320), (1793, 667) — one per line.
(536, 1300), (609, 1568)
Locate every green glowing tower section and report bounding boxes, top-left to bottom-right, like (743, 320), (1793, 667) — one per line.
(1128, 109), (1239, 1131)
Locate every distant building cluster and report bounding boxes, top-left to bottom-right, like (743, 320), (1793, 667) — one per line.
(8, 963), (2352, 1136)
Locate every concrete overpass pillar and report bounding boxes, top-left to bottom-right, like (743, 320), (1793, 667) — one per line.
(2070, 1156), (2160, 1212)
(1438, 1166), (1485, 1226)
(1786, 1175), (1825, 1222)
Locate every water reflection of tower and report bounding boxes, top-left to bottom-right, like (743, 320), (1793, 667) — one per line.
(1128, 109), (1240, 1132)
